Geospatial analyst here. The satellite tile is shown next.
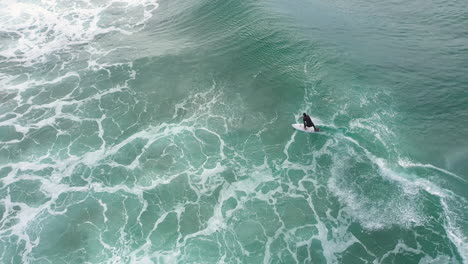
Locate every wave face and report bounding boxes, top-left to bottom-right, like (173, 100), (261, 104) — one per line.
(0, 0), (467, 263)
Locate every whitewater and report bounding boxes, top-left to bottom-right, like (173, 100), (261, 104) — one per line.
(0, 0), (467, 263)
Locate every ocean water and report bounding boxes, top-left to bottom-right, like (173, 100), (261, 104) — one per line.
(0, 0), (467, 263)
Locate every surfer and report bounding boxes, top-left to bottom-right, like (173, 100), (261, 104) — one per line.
(303, 113), (318, 132)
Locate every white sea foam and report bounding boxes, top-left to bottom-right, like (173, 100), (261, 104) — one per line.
(0, 0), (159, 65)
(326, 133), (468, 262)
(398, 158), (468, 184)
(0, 2), (162, 262)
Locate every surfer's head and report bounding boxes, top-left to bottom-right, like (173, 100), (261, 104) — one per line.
(303, 113), (307, 117)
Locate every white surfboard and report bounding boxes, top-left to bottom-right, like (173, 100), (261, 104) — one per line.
(292, 124), (319, 133)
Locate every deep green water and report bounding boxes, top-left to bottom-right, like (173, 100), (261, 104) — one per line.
(0, 0), (467, 263)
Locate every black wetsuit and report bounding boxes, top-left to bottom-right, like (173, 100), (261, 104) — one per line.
(303, 115), (316, 130)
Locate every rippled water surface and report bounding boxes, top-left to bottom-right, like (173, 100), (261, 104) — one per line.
(0, 0), (467, 263)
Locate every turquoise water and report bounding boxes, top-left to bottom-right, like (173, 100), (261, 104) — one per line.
(0, 0), (467, 263)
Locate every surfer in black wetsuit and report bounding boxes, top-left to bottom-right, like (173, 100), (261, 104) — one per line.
(303, 113), (318, 131)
